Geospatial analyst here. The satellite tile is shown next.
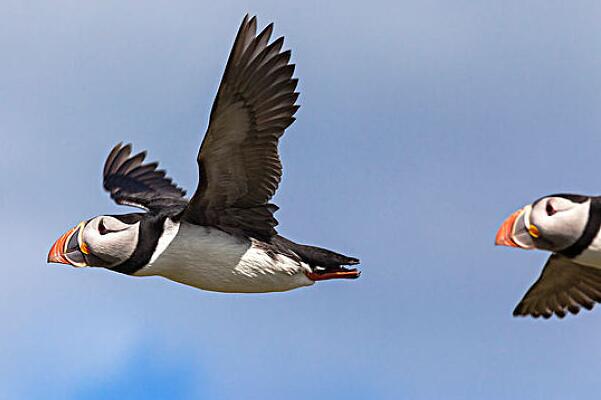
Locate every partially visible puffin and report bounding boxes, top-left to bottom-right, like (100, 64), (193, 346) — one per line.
(496, 194), (601, 318)
(47, 15), (360, 293)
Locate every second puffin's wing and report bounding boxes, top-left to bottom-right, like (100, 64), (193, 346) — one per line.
(103, 143), (187, 212)
(183, 15), (299, 240)
(513, 254), (601, 319)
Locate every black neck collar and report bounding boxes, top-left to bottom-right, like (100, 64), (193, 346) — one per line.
(559, 197), (601, 258)
(111, 214), (166, 275)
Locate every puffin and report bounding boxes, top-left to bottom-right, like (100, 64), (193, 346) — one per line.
(47, 15), (360, 293)
(496, 194), (601, 318)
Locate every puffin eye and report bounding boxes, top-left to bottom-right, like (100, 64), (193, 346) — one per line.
(98, 219), (109, 235)
(546, 202), (556, 216)
(98, 217), (128, 235)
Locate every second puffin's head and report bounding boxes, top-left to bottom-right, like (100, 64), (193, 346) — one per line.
(496, 194), (591, 252)
(47, 214), (142, 269)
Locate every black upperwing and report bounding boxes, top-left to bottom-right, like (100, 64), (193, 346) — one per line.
(513, 254), (601, 319)
(182, 15), (299, 241)
(103, 143), (187, 213)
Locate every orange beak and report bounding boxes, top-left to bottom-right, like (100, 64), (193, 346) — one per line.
(495, 206), (536, 249)
(47, 226), (77, 264)
(47, 223), (88, 266)
(495, 209), (522, 247)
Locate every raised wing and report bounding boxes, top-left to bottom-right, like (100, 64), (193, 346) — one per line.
(513, 254), (601, 319)
(103, 143), (187, 212)
(183, 15), (299, 240)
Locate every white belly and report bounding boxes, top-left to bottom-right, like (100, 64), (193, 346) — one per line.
(135, 220), (314, 293)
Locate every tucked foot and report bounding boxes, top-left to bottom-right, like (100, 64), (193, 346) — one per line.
(306, 266), (361, 281)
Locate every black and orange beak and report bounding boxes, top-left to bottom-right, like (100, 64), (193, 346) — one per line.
(495, 206), (536, 250)
(47, 222), (88, 267)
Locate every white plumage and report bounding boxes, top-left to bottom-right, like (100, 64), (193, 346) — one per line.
(46, 15), (360, 293)
(136, 219), (314, 293)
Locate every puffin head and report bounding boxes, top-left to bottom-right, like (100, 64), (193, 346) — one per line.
(496, 194), (591, 252)
(48, 214), (142, 269)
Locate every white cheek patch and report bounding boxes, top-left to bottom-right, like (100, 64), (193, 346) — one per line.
(85, 221), (140, 264)
(553, 202), (590, 242)
(523, 205), (532, 228)
(149, 218), (181, 265)
(530, 199), (591, 251)
(102, 217), (131, 232)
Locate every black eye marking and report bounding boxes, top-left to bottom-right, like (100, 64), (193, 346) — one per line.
(98, 219), (109, 235)
(546, 201), (556, 216)
(99, 218), (128, 235)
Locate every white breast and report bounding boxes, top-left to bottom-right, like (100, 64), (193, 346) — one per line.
(135, 220), (314, 293)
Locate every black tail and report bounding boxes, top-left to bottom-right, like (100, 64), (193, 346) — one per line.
(272, 235), (360, 273)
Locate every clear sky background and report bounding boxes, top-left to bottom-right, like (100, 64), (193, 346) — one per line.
(2, 1), (601, 399)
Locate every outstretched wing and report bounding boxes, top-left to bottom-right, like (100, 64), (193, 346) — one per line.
(513, 254), (601, 319)
(183, 15), (299, 240)
(103, 143), (187, 212)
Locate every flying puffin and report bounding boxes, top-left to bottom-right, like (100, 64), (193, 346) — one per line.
(47, 15), (360, 293)
(496, 194), (601, 318)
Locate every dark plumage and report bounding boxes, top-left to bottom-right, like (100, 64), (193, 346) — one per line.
(497, 194), (601, 319)
(184, 15), (299, 241)
(103, 143), (187, 212)
(48, 15), (360, 292)
(104, 15), (301, 240)
(513, 255), (601, 319)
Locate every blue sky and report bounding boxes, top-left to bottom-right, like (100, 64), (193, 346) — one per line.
(2, 0), (601, 398)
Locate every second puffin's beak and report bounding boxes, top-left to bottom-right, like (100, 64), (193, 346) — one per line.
(47, 222), (89, 267)
(495, 206), (536, 249)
